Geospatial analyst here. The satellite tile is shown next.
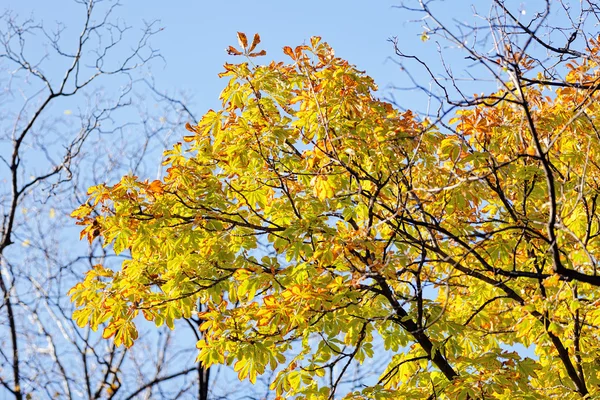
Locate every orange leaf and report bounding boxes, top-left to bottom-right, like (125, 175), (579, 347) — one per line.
(185, 122), (197, 133)
(227, 46), (242, 56)
(283, 46), (295, 59)
(249, 33), (261, 52)
(148, 180), (164, 194)
(237, 32), (248, 49)
(295, 45), (309, 58)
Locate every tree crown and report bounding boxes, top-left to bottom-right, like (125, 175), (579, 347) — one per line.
(71, 32), (600, 399)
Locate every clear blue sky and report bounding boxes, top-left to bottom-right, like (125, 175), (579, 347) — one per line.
(5, 1), (541, 124)
(6, 0), (442, 118)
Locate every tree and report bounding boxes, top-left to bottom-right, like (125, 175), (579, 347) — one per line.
(71, 3), (600, 399)
(0, 1), (215, 398)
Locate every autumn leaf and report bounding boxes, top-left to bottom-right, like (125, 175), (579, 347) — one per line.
(237, 31), (248, 49)
(282, 46), (295, 59)
(227, 46), (242, 56)
(249, 33), (261, 52)
(147, 180), (164, 194)
(248, 50), (267, 58)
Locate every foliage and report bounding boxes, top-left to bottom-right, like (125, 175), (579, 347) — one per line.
(71, 31), (600, 398)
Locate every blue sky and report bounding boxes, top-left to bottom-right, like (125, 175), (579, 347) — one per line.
(117, 0), (419, 111)
(6, 0), (441, 120)
(5, 1), (545, 125)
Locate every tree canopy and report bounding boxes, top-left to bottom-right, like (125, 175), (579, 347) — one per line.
(71, 31), (600, 398)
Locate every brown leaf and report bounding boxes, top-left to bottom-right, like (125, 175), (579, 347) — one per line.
(248, 50), (267, 58)
(237, 32), (248, 49)
(227, 46), (242, 56)
(249, 33), (261, 52)
(185, 122), (198, 133)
